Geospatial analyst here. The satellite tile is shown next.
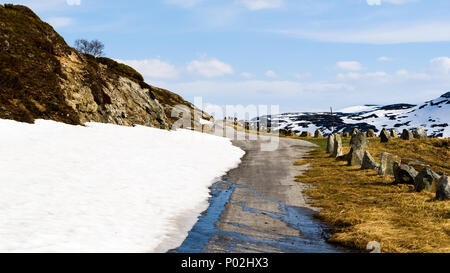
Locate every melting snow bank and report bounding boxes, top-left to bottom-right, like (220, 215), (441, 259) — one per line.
(0, 119), (245, 253)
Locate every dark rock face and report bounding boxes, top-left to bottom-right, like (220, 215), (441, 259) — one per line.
(393, 162), (418, 185)
(332, 134), (343, 158)
(412, 127), (427, 139)
(314, 130), (323, 138)
(378, 152), (395, 175)
(0, 4), (209, 128)
(401, 129), (414, 140)
(367, 129), (376, 138)
(327, 134), (336, 154)
(390, 130), (398, 138)
(380, 129), (391, 143)
(361, 151), (379, 170)
(436, 176), (450, 201)
(414, 168), (441, 192)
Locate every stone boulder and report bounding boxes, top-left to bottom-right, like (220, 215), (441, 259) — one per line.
(314, 130), (323, 138)
(350, 132), (369, 149)
(327, 134), (336, 154)
(378, 152), (395, 175)
(436, 176), (450, 201)
(279, 129), (294, 136)
(414, 168), (441, 192)
(401, 158), (430, 172)
(367, 129), (376, 138)
(348, 147), (364, 166)
(379, 129), (391, 143)
(393, 162), (418, 185)
(401, 129), (414, 140)
(351, 128), (359, 136)
(300, 131), (312, 137)
(412, 127), (427, 139)
(332, 134), (343, 158)
(390, 130), (398, 138)
(361, 151), (379, 170)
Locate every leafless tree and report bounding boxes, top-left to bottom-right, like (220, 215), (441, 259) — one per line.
(74, 39), (104, 57)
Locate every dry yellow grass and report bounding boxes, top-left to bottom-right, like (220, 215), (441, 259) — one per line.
(295, 137), (450, 253)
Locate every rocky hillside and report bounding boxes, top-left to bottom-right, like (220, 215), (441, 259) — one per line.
(0, 4), (210, 129)
(251, 92), (450, 137)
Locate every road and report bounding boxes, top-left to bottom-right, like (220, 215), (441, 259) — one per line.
(175, 122), (349, 253)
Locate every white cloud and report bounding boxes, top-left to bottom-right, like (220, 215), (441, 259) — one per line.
(366, 0), (416, 6)
(294, 73), (312, 79)
(265, 70), (277, 78)
(274, 21), (450, 44)
(66, 0), (81, 5)
(337, 71), (390, 82)
(378, 56), (392, 61)
(116, 59), (179, 79)
(187, 58), (234, 78)
(336, 61), (363, 71)
(240, 72), (255, 79)
(164, 0), (203, 8)
(429, 57), (450, 75)
(239, 0), (284, 11)
(46, 17), (74, 28)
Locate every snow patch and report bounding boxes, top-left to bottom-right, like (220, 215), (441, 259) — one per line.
(0, 119), (244, 252)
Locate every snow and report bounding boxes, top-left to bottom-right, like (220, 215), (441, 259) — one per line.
(337, 105), (379, 113)
(256, 93), (450, 137)
(199, 118), (213, 125)
(0, 119), (244, 253)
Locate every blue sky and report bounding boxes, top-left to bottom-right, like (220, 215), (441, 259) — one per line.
(3, 0), (450, 112)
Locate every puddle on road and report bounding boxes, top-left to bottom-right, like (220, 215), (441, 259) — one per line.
(171, 180), (351, 253)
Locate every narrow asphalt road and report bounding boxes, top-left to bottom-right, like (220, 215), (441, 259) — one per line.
(175, 122), (349, 253)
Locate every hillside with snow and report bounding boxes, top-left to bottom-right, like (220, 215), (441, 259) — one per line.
(0, 119), (244, 253)
(251, 92), (450, 138)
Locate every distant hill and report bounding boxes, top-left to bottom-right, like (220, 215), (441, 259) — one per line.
(251, 92), (450, 137)
(0, 4), (210, 128)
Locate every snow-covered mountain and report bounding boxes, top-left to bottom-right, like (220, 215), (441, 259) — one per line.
(251, 92), (450, 137)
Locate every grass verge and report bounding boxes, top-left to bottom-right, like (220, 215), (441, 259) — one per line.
(294, 136), (450, 253)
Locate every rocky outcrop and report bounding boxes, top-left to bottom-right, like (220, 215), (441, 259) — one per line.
(436, 176), (450, 201)
(0, 4), (211, 129)
(378, 152), (395, 175)
(414, 168), (441, 192)
(361, 151), (379, 170)
(401, 129), (414, 140)
(393, 162), (418, 185)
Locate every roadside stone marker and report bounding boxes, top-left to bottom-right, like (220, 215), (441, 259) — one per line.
(436, 176), (450, 201)
(415, 168), (441, 192)
(378, 152), (395, 175)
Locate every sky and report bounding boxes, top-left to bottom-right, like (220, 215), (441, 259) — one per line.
(3, 0), (450, 113)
